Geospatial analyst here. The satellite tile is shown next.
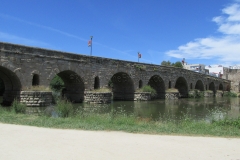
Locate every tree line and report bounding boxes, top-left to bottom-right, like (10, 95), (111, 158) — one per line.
(160, 60), (183, 68)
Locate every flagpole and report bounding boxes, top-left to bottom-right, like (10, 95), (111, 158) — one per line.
(90, 36), (93, 56)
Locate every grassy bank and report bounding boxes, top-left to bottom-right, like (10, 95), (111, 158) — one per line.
(0, 102), (239, 138)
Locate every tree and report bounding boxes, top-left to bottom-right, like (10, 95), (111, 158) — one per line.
(161, 60), (183, 68)
(161, 60), (172, 66)
(173, 61), (183, 68)
(50, 75), (64, 91)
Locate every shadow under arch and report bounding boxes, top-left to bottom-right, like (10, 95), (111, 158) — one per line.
(111, 72), (134, 101)
(219, 83), (223, 90)
(195, 80), (204, 91)
(148, 75), (165, 99)
(94, 76), (100, 89)
(175, 77), (188, 98)
(0, 66), (22, 105)
(54, 70), (85, 103)
(209, 82), (216, 94)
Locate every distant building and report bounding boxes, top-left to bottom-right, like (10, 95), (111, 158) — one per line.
(205, 65), (224, 78)
(183, 63), (208, 74)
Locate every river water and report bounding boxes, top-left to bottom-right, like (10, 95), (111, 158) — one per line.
(73, 97), (240, 121)
(2, 96), (239, 121)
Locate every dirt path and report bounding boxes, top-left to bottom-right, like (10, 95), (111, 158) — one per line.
(0, 123), (239, 160)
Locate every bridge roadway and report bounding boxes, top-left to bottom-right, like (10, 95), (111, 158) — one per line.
(0, 42), (231, 104)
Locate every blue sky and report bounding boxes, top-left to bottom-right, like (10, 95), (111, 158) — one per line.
(1, 0), (240, 67)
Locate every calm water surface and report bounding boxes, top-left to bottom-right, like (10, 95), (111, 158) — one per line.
(73, 97), (240, 121)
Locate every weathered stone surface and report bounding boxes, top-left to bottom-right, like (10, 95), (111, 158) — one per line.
(20, 91), (53, 107)
(165, 92), (179, 99)
(84, 92), (112, 104)
(203, 91), (214, 97)
(134, 92), (151, 101)
(216, 90), (223, 97)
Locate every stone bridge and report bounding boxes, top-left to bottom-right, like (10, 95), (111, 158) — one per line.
(0, 42), (231, 104)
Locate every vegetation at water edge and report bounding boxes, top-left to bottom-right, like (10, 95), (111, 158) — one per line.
(136, 85), (156, 96)
(0, 100), (239, 138)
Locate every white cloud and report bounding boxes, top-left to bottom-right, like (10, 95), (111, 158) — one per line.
(165, 2), (240, 66)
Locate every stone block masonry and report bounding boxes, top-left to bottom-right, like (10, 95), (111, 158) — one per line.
(20, 91), (53, 107)
(84, 92), (112, 104)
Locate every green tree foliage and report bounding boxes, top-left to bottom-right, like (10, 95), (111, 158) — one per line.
(161, 60), (172, 66)
(50, 75), (64, 91)
(173, 61), (183, 68)
(161, 60), (183, 68)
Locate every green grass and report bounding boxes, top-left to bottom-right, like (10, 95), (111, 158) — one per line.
(165, 88), (179, 92)
(0, 103), (239, 137)
(90, 88), (111, 93)
(22, 85), (52, 91)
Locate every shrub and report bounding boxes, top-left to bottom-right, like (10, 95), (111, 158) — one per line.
(55, 99), (73, 118)
(12, 99), (26, 114)
(223, 91), (237, 97)
(137, 85), (156, 96)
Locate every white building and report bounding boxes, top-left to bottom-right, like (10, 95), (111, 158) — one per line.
(183, 63), (208, 74)
(205, 65), (224, 78)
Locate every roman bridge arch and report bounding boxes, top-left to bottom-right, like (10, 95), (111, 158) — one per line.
(194, 80), (205, 91)
(0, 64), (23, 105)
(148, 75), (165, 99)
(174, 76), (189, 98)
(110, 72), (135, 100)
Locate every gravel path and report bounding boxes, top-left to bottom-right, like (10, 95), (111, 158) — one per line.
(0, 123), (239, 160)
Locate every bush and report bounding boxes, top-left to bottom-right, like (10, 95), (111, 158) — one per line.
(55, 99), (73, 118)
(50, 75), (64, 92)
(223, 91), (237, 97)
(12, 99), (26, 114)
(137, 85), (156, 96)
(213, 117), (240, 128)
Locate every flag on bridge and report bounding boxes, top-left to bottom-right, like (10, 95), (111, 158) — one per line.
(88, 40), (92, 47)
(138, 52), (141, 58)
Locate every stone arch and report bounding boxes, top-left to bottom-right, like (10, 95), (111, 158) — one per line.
(94, 76), (100, 89)
(111, 72), (134, 100)
(32, 74), (40, 86)
(175, 77), (188, 98)
(0, 66), (22, 105)
(52, 70), (85, 103)
(148, 75), (165, 99)
(139, 80), (143, 89)
(190, 83), (193, 89)
(168, 81), (171, 88)
(209, 82), (216, 94)
(219, 83), (223, 90)
(195, 80), (204, 91)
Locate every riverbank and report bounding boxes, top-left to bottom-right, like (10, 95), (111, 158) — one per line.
(0, 106), (239, 137)
(0, 123), (239, 160)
